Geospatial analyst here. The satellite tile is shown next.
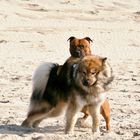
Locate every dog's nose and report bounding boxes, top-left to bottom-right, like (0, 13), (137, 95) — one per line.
(83, 78), (96, 86)
(75, 51), (81, 57)
(83, 79), (91, 86)
(83, 80), (88, 86)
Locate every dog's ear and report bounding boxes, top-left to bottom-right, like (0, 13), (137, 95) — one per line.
(67, 36), (76, 42)
(84, 37), (93, 43)
(102, 57), (107, 64)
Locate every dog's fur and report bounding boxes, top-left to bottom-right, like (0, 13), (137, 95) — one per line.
(68, 36), (92, 57)
(21, 55), (113, 134)
(67, 37), (113, 130)
(65, 55), (109, 134)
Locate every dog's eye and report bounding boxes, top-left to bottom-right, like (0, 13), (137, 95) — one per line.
(83, 71), (86, 75)
(91, 72), (96, 75)
(79, 45), (84, 49)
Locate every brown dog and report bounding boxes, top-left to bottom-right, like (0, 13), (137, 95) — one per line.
(67, 36), (112, 131)
(68, 36), (92, 57)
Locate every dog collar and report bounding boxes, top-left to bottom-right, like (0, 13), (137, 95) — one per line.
(72, 63), (78, 79)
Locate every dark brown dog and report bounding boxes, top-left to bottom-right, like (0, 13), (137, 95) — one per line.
(67, 36), (111, 131)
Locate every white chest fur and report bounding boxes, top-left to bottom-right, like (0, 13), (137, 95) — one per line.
(76, 92), (107, 108)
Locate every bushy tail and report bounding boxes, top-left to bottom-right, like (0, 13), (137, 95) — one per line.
(98, 60), (114, 91)
(31, 62), (58, 101)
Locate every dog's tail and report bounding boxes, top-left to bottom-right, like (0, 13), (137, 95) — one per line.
(31, 62), (58, 101)
(98, 60), (114, 91)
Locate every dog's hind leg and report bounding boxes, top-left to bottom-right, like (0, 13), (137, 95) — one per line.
(46, 101), (67, 117)
(100, 99), (110, 131)
(22, 101), (67, 128)
(76, 106), (90, 128)
(32, 101), (67, 128)
(21, 103), (52, 128)
(32, 119), (43, 128)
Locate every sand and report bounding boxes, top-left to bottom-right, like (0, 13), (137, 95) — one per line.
(0, 0), (140, 139)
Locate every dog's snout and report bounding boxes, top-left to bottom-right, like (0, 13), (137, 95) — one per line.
(83, 78), (96, 86)
(83, 79), (91, 86)
(74, 51), (81, 57)
(83, 80), (88, 86)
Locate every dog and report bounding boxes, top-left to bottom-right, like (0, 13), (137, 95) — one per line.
(21, 55), (113, 134)
(64, 55), (111, 134)
(68, 36), (92, 57)
(67, 36), (112, 131)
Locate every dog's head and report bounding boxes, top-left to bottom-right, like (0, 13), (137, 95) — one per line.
(75, 55), (107, 87)
(68, 36), (93, 58)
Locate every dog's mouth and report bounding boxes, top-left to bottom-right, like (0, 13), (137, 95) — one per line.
(82, 79), (97, 87)
(72, 51), (86, 58)
(72, 51), (81, 57)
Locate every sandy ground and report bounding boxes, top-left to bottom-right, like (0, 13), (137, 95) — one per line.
(0, 0), (140, 139)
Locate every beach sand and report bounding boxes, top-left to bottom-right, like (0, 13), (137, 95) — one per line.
(0, 0), (140, 139)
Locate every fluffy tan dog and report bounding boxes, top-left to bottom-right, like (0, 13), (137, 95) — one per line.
(65, 55), (109, 134)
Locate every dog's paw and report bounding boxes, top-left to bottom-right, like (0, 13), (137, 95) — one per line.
(65, 128), (74, 135)
(106, 129), (111, 133)
(76, 118), (91, 128)
(21, 120), (32, 128)
(92, 127), (100, 134)
(65, 130), (74, 135)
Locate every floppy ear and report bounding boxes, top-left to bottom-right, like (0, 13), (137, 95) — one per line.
(67, 36), (76, 42)
(102, 57), (107, 64)
(84, 37), (93, 43)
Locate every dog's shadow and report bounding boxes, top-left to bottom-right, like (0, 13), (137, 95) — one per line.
(0, 124), (64, 136)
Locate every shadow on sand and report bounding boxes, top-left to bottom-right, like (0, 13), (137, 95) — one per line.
(0, 124), (64, 136)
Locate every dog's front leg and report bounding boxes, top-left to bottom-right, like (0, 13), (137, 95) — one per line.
(65, 96), (83, 134)
(89, 104), (101, 133)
